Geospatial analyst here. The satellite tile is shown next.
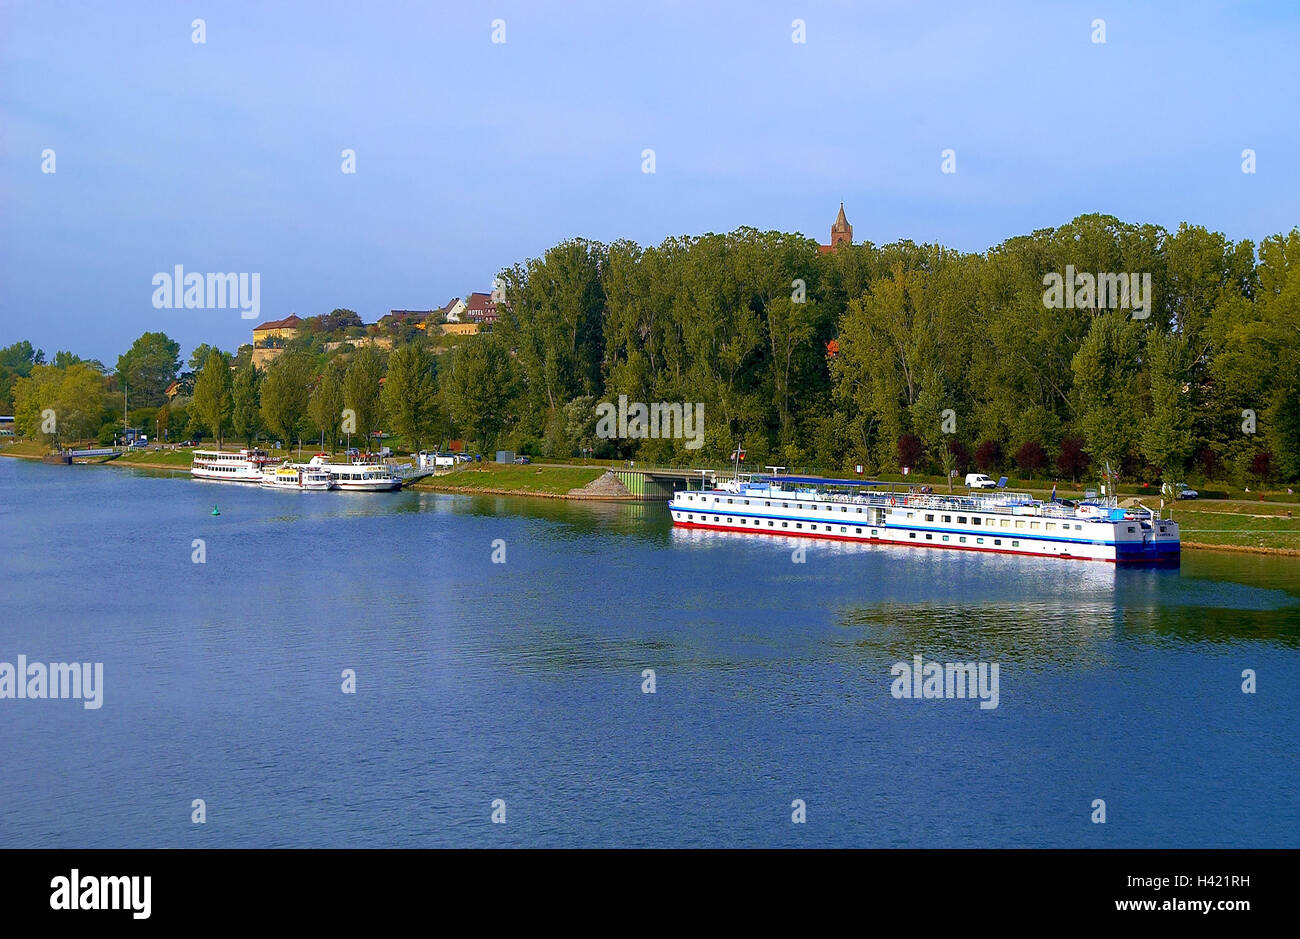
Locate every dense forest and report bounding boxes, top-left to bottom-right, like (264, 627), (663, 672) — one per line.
(4, 213), (1299, 485)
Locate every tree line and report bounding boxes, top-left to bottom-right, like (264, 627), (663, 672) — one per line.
(4, 213), (1298, 485)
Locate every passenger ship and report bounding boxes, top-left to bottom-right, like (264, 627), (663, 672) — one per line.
(305, 455), (403, 491)
(190, 448), (277, 483)
(261, 462), (334, 490)
(669, 474), (1179, 564)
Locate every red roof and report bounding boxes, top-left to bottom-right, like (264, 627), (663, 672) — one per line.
(253, 314), (303, 331)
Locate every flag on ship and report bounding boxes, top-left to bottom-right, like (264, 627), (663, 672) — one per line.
(1051, 482), (1057, 501)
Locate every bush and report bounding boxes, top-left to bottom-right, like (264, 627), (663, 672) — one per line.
(1015, 440), (1047, 477)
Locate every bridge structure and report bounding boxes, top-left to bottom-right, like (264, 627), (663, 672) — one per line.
(608, 466), (729, 500)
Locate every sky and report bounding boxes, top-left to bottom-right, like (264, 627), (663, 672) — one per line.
(1, 0), (1298, 366)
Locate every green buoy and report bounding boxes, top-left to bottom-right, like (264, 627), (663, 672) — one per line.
(211, 504), (220, 516)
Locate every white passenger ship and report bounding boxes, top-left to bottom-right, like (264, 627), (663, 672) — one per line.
(190, 448), (276, 483)
(305, 455), (403, 491)
(261, 462), (335, 490)
(669, 474), (1179, 564)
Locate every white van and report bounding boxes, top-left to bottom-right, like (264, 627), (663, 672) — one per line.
(965, 473), (998, 489)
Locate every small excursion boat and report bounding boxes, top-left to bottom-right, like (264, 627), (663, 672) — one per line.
(260, 462), (334, 490)
(307, 454), (403, 492)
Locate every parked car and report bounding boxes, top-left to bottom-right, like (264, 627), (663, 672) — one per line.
(345, 448), (360, 458)
(378, 446), (392, 458)
(1177, 486), (1198, 500)
(513, 455), (532, 465)
(964, 472), (998, 489)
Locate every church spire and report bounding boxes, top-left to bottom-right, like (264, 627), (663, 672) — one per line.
(830, 202), (852, 247)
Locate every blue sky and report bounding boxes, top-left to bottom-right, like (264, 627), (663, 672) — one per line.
(1, 0), (1297, 365)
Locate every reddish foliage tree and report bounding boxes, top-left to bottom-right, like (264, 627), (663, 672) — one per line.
(1250, 451), (1273, 481)
(1197, 447), (1221, 480)
(1015, 440), (1047, 478)
(897, 434), (924, 469)
(975, 439), (1002, 472)
(946, 438), (972, 474)
(1056, 436), (1090, 481)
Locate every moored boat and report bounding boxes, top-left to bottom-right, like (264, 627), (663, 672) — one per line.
(306, 454), (403, 491)
(669, 474), (1179, 564)
(191, 448), (276, 483)
(260, 461), (334, 490)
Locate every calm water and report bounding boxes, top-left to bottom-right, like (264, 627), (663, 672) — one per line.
(1, 457), (1298, 847)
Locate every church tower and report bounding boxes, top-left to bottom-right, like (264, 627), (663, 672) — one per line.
(830, 202), (852, 247)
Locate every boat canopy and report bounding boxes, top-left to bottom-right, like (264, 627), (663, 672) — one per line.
(751, 475), (889, 488)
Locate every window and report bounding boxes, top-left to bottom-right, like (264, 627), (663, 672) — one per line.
(856, 507), (863, 513)
(857, 528), (863, 534)
(1045, 522), (1056, 531)
(958, 516), (967, 524)
(943, 515), (951, 523)
(926, 533), (933, 540)
(942, 535), (950, 542)
(907, 512), (915, 519)
(977, 537), (984, 544)
(959, 536), (967, 543)
(1030, 521), (1041, 530)
(765, 501), (771, 507)
(688, 514), (693, 520)
(726, 517), (732, 523)
(1074, 524), (1082, 531)
(743, 500), (749, 505)
(909, 532), (917, 539)
(1000, 519), (1010, 528)
(925, 514), (934, 521)
(870, 529), (878, 536)
(840, 527), (846, 533)
(994, 539), (1001, 546)
(768, 520), (774, 526)
(1015, 520), (1026, 529)
(781, 522), (788, 528)
(796, 523), (802, 529)
(971, 517), (981, 526)
(1012, 540), (1020, 547)
(1127, 526), (1136, 533)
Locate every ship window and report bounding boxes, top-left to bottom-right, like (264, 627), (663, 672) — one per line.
(977, 538), (984, 544)
(768, 521), (774, 526)
(1127, 526), (1136, 533)
(781, 522), (788, 528)
(727, 517), (732, 523)
(1075, 524), (1082, 530)
(765, 501), (770, 506)
(796, 523), (802, 529)
(926, 514), (934, 521)
(782, 503), (788, 508)
(870, 529), (877, 536)
(1012, 540), (1020, 547)
(942, 535), (949, 542)
(994, 539), (1001, 546)
(727, 499), (733, 504)
(1030, 522), (1041, 530)
(971, 517), (980, 525)
(959, 536), (966, 543)
(909, 532), (916, 539)
(926, 533), (933, 540)
(714, 516), (720, 522)
(943, 515), (951, 522)
(907, 512), (915, 519)
(1000, 519), (1010, 528)
(825, 525), (831, 531)
(856, 508), (863, 513)
(958, 516), (967, 524)
(1046, 522), (1056, 531)
(1015, 520), (1026, 529)
(744, 500), (749, 505)
(687, 514), (693, 520)
(840, 527), (846, 533)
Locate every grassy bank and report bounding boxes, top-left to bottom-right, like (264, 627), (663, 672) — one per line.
(408, 462), (604, 496)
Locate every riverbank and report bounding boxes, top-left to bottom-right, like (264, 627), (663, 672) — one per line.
(5, 442), (1300, 553)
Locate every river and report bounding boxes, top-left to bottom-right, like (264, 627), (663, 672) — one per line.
(1, 457), (1297, 847)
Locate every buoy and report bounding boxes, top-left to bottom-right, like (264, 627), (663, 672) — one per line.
(211, 504), (220, 516)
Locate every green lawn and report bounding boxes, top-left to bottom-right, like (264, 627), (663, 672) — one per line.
(409, 462), (603, 495)
(1167, 506), (1300, 550)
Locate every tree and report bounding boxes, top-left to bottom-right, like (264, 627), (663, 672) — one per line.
(1015, 440), (1048, 478)
(939, 448), (956, 492)
(231, 361), (262, 447)
(975, 440), (1002, 472)
(115, 332), (181, 407)
(1140, 331), (1194, 479)
(309, 359), (345, 451)
(897, 433), (923, 470)
(12, 362), (106, 446)
(191, 351), (233, 447)
(381, 343), (441, 453)
(1056, 437), (1090, 482)
(343, 346), (385, 449)
(156, 404), (170, 441)
(442, 337), (513, 449)
(188, 343), (228, 372)
(260, 350), (313, 449)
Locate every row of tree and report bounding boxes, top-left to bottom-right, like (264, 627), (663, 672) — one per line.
(5, 213), (1298, 483)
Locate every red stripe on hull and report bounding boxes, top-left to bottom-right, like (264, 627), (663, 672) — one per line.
(671, 519), (1117, 563)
